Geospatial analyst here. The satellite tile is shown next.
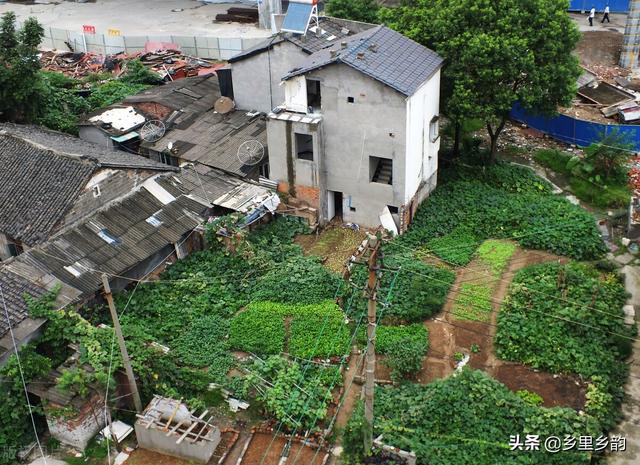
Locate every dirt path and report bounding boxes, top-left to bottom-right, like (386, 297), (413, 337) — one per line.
(333, 349), (364, 431)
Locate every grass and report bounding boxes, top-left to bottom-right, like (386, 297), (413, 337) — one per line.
(534, 149), (630, 208)
(452, 240), (517, 322)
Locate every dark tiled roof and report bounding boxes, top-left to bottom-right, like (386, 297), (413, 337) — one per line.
(0, 135), (95, 245)
(229, 17), (368, 62)
(144, 111), (267, 178)
(124, 75), (219, 129)
(284, 26), (444, 96)
(0, 123), (173, 171)
(0, 268), (47, 338)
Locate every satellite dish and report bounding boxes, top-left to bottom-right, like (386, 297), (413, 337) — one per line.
(139, 120), (166, 142)
(236, 140), (264, 166)
(214, 96), (235, 114)
(167, 141), (174, 150)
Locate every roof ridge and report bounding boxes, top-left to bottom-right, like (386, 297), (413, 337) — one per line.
(0, 131), (98, 167)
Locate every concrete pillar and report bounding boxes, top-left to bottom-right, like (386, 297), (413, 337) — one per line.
(620, 0), (640, 69)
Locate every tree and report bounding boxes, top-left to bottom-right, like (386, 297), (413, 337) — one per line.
(120, 59), (163, 85)
(382, 0), (581, 163)
(0, 13), (44, 122)
(580, 129), (633, 181)
(325, 0), (381, 24)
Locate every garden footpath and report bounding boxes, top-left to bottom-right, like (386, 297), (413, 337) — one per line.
(610, 265), (640, 465)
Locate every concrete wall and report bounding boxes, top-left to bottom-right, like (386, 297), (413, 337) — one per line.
(135, 422), (221, 464)
(78, 126), (116, 149)
(404, 69), (441, 203)
(269, 64), (408, 227)
(230, 41), (307, 112)
(46, 394), (105, 450)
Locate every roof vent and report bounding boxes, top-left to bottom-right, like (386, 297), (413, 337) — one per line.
(356, 52), (365, 60)
(341, 27), (349, 35)
(330, 50), (338, 59)
(341, 41), (347, 49)
(368, 43), (378, 53)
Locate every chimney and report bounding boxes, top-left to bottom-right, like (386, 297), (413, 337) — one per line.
(330, 50), (337, 59)
(341, 41), (347, 49)
(356, 52), (365, 59)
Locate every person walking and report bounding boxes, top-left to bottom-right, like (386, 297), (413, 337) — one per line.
(589, 6), (596, 26)
(602, 4), (610, 23)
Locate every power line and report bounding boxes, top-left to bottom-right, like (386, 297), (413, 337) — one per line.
(0, 284), (48, 465)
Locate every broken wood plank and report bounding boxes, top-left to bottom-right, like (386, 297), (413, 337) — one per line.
(176, 410), (208, 444)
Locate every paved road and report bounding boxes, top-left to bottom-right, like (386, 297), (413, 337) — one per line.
(0, 0), (272, 38)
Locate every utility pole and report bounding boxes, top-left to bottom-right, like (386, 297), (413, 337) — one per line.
(101, 274), (143, 413)
(363, 233), (381, 452)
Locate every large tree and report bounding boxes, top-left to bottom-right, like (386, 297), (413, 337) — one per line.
(382, 0), (581, 162)
(325, 0), (381, 24)
(0, 12), (44, 122)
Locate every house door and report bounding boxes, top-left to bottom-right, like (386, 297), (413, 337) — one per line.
(327, 191), (343, 221)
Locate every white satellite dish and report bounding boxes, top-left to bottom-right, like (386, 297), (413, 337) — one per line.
(236, 140), (265, 166)
(139, 120), (166, 142)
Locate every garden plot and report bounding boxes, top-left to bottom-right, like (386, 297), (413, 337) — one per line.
(295, 224), (366, 273)
(234, 432), (327, 465)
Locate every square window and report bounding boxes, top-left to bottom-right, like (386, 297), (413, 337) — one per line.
(430, 116), (440, 142)
(295, 133), (314, 161)
(369, 156), (393, 185)
(349, 206), (356, 212)
(347, 96), (355, 103)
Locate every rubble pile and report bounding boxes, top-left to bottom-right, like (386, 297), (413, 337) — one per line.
(629, 156), (640, 224)
(40, 49), (222, 80)
(587, 63), (630, 82)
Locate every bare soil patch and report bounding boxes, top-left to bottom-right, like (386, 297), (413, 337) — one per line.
(295, 225), (366, 273)
(494, 364), (586, 410)
(124, 448), (194, 465)
(575, 31), (623, 69)
(239, 433), (327, 465)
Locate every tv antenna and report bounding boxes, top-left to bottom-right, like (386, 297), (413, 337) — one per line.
(236, 140), (264, 166)
(139, 120), (166, 142)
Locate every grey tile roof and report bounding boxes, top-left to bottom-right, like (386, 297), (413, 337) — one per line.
(0, 134), (95, 245)
(0, 268), (47, 339)
(0, 123), (173, 171)
(284, 26), (444, 96)
(144, 111), (267, 178)
(229, 17), (371, 62)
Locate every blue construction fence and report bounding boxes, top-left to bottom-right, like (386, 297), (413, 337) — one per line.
(510, 104), (640, 151)
(568, 0), (629, 13)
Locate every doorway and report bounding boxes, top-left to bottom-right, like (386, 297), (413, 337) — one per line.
(327, 190), (343, 221)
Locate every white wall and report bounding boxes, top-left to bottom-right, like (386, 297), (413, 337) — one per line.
(284, 76), (308, 113)
(404, 68), (441, 204)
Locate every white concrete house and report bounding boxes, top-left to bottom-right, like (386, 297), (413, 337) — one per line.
(265, 25), (443, 230)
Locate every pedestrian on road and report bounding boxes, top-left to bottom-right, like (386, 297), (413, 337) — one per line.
(589, 6), (596, 26)
(602, 4), (610, 23)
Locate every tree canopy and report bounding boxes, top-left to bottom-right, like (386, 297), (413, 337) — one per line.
(381, 0), (581, 161)
(0, 12), (44, 122)
(325, 0), (381, 24)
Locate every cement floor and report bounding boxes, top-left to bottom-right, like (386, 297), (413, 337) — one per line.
(0, 0), (272, 38)
(569, 11), (627, 33)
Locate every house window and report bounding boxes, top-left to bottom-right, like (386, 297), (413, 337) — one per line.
(97, 228), (121, 245)
(306, 78), (321, 110)
(429, 116), (440, 142)
(160, 151), (179, 167)
(7, 241), (23, 257)
(92, 185), (101, 198)
(259, 162), (270, 178)
(295, 133), (314, 161)
(388, 205), (399, 214)
(347, 96), (355, 103)
(370, 156), (393, 185)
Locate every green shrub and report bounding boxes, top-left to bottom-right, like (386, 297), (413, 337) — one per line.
(374, 369), (597, 464)
(375, 324), (428, 354)
(383, 338), (425, 381)
(229, 302), (287, 355)
(534, 149), (572, 174)
(427, 227), (479, 265)
(495, 262), (632, 429)
(252, 255), (342, 304)
(396, 164), (606, 264)
(516, 389), (544, 406)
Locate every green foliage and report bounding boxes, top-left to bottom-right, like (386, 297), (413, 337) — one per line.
(582, 130), (633, 182)
(172, 315), (233, 379)
(57, 367), (92, 397)
(534, 148), (631, 209)
(230, 301), (350, 358)
(120, 59), (163, 85)
(252, 255), (342, 304)
(35, 71), (91, 134)
(342, 401), (366, 465)
(396, 163), (606, 264)
(0, 344), (52, 463)
(0, 13), (45, 123)
(325, 0), (380, 23)
(516, 389), (544, 407)
(243, 356), (335, 430)
(229, 302), (287, 355)
(453, 283), (492, 321)
(87, 80), (149, 109)
(383, 337), (425, 382)
(495, 262), (632, 430)
(369, 369), (597, 465)
(426, 227), (479, 266)
(375, 324), (428, 355)
(382, 0), (581, 160)
(476, 240), (517, 275)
